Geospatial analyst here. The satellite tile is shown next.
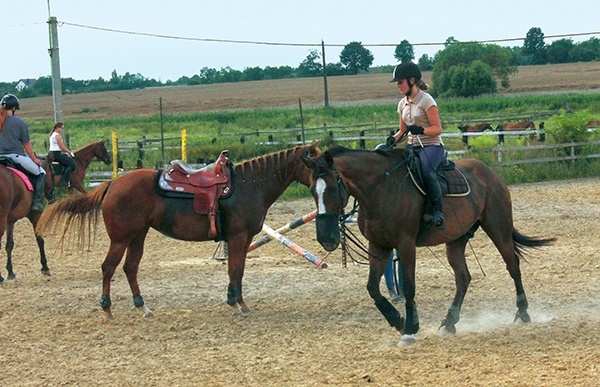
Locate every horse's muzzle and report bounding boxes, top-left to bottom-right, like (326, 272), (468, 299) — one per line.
(316, 214), (340, 252)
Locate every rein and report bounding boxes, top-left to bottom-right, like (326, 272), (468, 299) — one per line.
(338, 152), (412, 264)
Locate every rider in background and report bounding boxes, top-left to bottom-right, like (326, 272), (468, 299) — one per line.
(386, 62), (445, 228)
(48, 122), (76, 187)
(0, 94), (46, 212)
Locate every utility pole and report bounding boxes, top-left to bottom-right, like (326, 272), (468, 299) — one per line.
(47, 1), (64, 134)
(321, 40), (329, 107)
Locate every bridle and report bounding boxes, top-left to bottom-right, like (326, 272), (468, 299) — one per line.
(322, 150), (412, 265)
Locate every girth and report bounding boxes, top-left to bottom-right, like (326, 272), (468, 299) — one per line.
(157, 150), (232, 239)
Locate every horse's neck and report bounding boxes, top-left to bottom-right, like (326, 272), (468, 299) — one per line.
(236, 149), (302, 204)
(75, 146), (96, 168)
(339, 154), (407, 203)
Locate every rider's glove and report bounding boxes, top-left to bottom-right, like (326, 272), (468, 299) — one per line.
(386, 135), (396, 148)
(406, 125), (425, 135)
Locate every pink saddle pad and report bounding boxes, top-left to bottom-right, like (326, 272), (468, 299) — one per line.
(7, 167), (34, 191)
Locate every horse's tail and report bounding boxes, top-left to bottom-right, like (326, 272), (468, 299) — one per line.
(512, 228), (556, 261)
(36, 180), (112, 249)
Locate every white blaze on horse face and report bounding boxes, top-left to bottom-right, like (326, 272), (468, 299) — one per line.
(315, 177), (327, 214)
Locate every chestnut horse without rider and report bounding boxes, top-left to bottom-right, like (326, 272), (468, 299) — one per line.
(36, 144), (320, 319)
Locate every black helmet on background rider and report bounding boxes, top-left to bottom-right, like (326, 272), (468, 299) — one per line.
(1, 94), (20, 110)
(390, 62), (422, 83)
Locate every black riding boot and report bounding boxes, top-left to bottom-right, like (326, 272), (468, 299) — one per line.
(422, 172), (444, 228)
(31, 174), (46, 213)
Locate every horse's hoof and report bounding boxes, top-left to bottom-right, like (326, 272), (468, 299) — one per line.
(42, 270), (51, 277)
(137, 305), (154, 318)
(514, 311), (531, 324)
(438, 326), (455, 337)
(7, 274), (16, 281)
(232, 309), (246, 317)
(240, 307), (252, 315)
(397, 334), (417, 347)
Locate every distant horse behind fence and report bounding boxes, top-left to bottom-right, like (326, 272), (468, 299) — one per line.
(496, 121), (537, 143)
(458, 124), (494, 146)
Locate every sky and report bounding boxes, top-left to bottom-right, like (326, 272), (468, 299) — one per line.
(2, 0), (599, 83)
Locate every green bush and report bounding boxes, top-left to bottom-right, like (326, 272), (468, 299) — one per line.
(546, 111), (590, 143)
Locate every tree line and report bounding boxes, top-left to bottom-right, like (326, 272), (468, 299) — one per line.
(2, 27), (598, 99)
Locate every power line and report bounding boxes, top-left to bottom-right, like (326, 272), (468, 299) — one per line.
(59, 21), (599, 48)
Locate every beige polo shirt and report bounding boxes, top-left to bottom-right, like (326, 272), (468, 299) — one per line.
(397, 90), (443, 146)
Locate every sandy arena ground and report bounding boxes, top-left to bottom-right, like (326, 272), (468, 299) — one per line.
(0, 177), (598, 386)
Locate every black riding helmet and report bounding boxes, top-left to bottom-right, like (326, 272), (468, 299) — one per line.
(1, 94), (20, 110)
(390, 62), (422, 83)
(391, 62), (422, 96)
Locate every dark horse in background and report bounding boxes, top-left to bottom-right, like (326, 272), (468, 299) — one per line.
(0, 164), (50, 282)
(458, 123), (494, 146)
(496, 121), (537, 143)
(43, 140), (111, 198)
(302, 145), (555, 346)
(36, 144), (320, 319)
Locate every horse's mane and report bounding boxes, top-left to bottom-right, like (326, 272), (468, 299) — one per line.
(234, 145), (315, 180)
(326, 144), (405, 159)
(74, 140), (102, 153)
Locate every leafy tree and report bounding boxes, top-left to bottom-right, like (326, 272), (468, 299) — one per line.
(325, 62), (347, 76)
(444, 36), (458, 47)
(217, 67), (242, 83)
(199, 67), (219, 84)
(263, 65), (294, 79)
(339, 41), (374, 75)
(394, 40), (414, 63)
(296, 49), (322, 77)
(523, 27), (547, 65)
(242, 66), (264, 81)
(432, 41), (516, 96)
(417, 54), (434, 71)
(435, 60), (496, 98)
(569, 37), (600, 62)
(547, 39), (574, 64)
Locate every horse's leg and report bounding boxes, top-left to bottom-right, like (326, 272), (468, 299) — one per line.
(366, 245), (405, 332)
(439, 236), (471, 336)
(100, 240), (128, 320)
(398, 243), (419, 345)
(226, 235), (252, 316)
(5, 222), (16, 280)
(483, 225), (530, 324)
(29, 216), (50, 276)
(122, 228), (153, 318)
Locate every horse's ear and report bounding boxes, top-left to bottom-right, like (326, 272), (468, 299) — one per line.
(323, 151), (334, 168)
(301, 155), (317, 169)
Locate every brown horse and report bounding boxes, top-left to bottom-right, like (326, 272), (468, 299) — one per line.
(457, 123), (494, 133)
(36, 144), (320, 319)
(43, 140), (111, 198)
(458, 123), (494, 146)
(301, 145), (555, 345)
(496, 121), (536, 143)
(0, 164), (50, 282)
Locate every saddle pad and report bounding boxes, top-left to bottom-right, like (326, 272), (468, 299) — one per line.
(408, 168), (470, 197)
(7, 166), (34, 191)
(443, 168), (470, 196)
